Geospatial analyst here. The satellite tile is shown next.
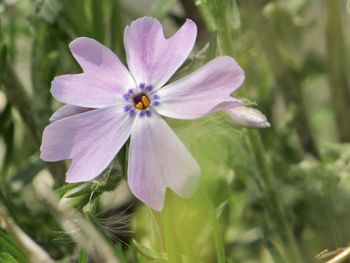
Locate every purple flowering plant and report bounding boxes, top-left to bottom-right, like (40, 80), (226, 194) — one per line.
(5, 1), (347, 261)
(40, 17), (267, 211)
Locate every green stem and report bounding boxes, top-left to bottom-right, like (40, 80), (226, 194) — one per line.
(242, 0), (319, 158)
(216, 13), (234, 56)
(2, 65), (40, 144)
(2, 57), (66, 183)
(91, 0), (105, 43)
(0, 201), (55, 263)
(325, 0), (350, 142)
(247, 131), (302, 263)
(150, 208), (180, 263)
(110, 0), (125, 60)
(178, 0), (209, 41)
(206, 196), (226, 263)
(210, 4), (303, 260)
(322, 178), (342, 247)
(162, 204), (182, 263)
(150, 209), (165, 253)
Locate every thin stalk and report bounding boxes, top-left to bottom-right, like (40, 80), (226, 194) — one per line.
(322, 179), (342, 248)
(110, 0), (125, 59)
(162, 205), (182, 263)
(326, 246), (350, 263)
(2, 65), (40, 144)
(33, 177), (120, 263)
(217, 14), (234, 57)
(149, 209), (165, 253)
(210, 4), (302, 261)
(149, 208), (180, 263)
(325, 0), (350, 142)
(91, 0), (105, 43)
(0, 202), (55, 263)
(242, 0), (319, 158)
(206, 197), (226, 263)
(178, 0), (209, 41)
(2, 63), (66, 183)
(247, 131), (303, 263)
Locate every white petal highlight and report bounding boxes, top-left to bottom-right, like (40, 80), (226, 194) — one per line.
(155, 56), (244, 120)
(127, 113), (200, 211)
(40, 107), (134, 182)
(51, 37), (135, 108)
(124, 17), (197, 89)
(49, 105), (91, 122)
(69, 37), (135, 92)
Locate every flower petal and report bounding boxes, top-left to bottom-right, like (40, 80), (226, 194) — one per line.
(208, 97), (244, 114)
(155, 56), (245, 120)
(69, 37), (134, 89)
(51, 37), (135, 108)
(124, 17), (197, 89)
(227, 106), (270, 128)
(40, 107), (133, 182)
(127, 113), (200, 211)
(49, 105), (91, 122)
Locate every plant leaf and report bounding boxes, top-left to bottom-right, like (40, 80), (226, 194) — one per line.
(0, 43), (7, 85)
(0, 229), (28, 263)
(0, 252), (19, 263)
(133, 239), (168, 261)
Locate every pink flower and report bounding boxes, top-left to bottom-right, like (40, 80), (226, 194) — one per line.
(40, 17), (244, 211)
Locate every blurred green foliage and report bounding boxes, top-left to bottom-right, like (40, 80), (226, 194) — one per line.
(1, 0), (350, 262)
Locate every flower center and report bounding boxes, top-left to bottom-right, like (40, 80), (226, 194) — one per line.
(123, 84), (160, 117)
(133, 93), (151, 111)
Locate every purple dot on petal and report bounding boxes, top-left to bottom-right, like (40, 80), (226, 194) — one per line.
(139, 111), (145, 117)
(123, 94), (130, 100)
(139, 83), (145, 90)
(129, 110), (136, 117)
(124, 105), (131, 112)
(146, 85), (153, 92)
(146, 110), (152, 117)
(128, 89), (134, 94)
(153, 94), (160, 100)
(153, 101), (160, 106)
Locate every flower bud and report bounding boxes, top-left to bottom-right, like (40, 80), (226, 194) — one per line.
(227, 106), (270, 128)
(58, 184), (89, 210)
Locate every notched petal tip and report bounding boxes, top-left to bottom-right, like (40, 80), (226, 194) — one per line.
(127, 114), (200, 212)
(185, 18), (195, 24)
(148, 194), (166, 212)
(175, 164), (201, 198)
(182, 18), (197, 36)
(220, 55), (245, 75)
(68, 36), (94, 51)
(155, 56), (245, 120)
(208, 56), (245, 91)
(126, 16), (162, 36)
(124, 16), (198, 89)
(40, 107), (134, 184)
(50, 76), (70, 104)
(39, 148), (48, 161)
(131, 16), (160, 25)
(128, 16), (196, 35)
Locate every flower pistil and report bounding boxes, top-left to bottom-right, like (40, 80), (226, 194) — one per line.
(133, 93), (151, 110)
(123, 83), (161, 118)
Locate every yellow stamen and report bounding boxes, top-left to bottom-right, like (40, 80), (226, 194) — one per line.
(141, 95), (150, 108)
(135, 101), (144, 110)
(133, 93), (151, 110)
